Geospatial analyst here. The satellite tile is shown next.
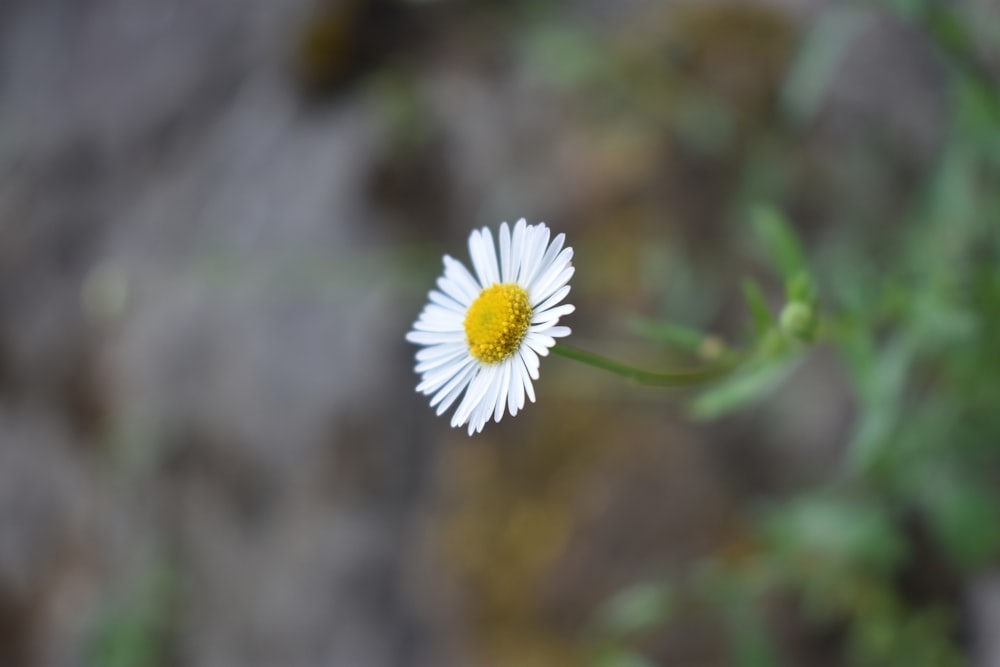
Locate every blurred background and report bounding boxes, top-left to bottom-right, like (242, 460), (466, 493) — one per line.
(2, 0), (1000, 665)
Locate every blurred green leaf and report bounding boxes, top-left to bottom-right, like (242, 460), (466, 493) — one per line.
(878, 0), (926, 20)
(782, 7), (873, 124)
(918, 470), (1000, 568)
(844, 334), (916, 475)
(521, 23), (611, 90)
(923, 5), (970, 53)
(762, 496), (907, 575)
(742, 279), (774, 335)
(628, 318), (703, 350)
(785, 272), (815, 304)
(689, 358), (799, 420)
(88, 560), (177, 667)
(729, 612), (780, 667)
(596, 581), (674, 637)
(591, 648), (658, 667)
(846, 594), (962, 667)
(750, 206), (806, 281)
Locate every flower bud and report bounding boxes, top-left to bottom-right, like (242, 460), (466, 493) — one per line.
(780, 301), (816, 341)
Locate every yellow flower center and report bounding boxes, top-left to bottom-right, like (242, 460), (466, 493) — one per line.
(464, 283), (532, 364)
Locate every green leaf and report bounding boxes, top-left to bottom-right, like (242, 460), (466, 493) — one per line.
(924, 4), (972, 54)
(762, 496), (907, 575)
(782, 7), (873, 124)
(751, 206), (806, 280)
(742, 279), (774, 336)
(591, 648), (658, 667)
(730, 613), (780, 667)
(844, 334), (916, 475)
(87, 560), (177, 667)
(785, 272), (815, 304)
(919, 471), (1000, 568)
(596, 581), (674, 637)
(689, 358), (799, 420)
(628, 318), (703, 350)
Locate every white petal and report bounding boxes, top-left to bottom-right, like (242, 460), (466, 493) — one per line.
(416, 343), (466, 362)
(546, 325), (572, 338)
(530, 319), (568, 335)
(499, 221), (512, 282)
(469, 228), (500, 288)
(519, 344), (541, 380)
(428, 289), (466, 313)
(413, 353), (466, 375)
(416, 346), (468, 373)
(416, 304), (465, 327)
(531, 266), (576, 308)
(481, 227), (500, 285)
(406, 330), (465, 345)
(520, 223), (551, 287)
(494, 362), (511, 423)
(525, 331), (556, 354)
(507, 357), (523, 417)
(476, 367), (502, 429)
(440, 278), (480, 309)
(412, 317), (463, 333)
(530, 232), (565, 288)
(419, 301), (465, 320)
(436, 278), (468, 308)
(453, 367), (492, 428)
(417, 356), (473, 393)
(515, 223), (537, 283)
(532, 285), (571, 315)
(443, 255), (482, 301)
(431, 359), (478, 414)
(463, 365), (498, 434)
(517, 356), (536, 403)
(529, 249), (574, 301)
(435, 374), (471, 415)
(532, 303), (576, 325)
(510, 219), (527, 280)
(424, 355), (475, 394)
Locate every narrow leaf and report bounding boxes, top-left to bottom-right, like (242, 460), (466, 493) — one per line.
(689, 358), (800, 420)
(629, 318), (703, 350)
(742, 279), (774, 336)
(751, 206), (806, 280)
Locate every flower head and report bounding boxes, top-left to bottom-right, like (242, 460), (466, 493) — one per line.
(406, 219), (575, 435)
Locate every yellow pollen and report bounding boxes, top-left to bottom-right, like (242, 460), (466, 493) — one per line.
(464, 283), (532, 364)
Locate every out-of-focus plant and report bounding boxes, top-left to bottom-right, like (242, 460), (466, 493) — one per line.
(87, 559), (178, 667)
(589, 0), (1000, 664)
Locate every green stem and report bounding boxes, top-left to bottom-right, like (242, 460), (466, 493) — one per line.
(551, 343), (743, 387)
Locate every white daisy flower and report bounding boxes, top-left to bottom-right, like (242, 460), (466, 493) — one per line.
(406, 218), (575, 435)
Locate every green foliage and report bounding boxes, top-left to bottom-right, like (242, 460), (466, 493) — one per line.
(750, 206), (805, 282)
(741, 279), (775, 336)
(590, 647), (658, 667)
(87, 560), (177, 667)
(689, 358), (799, 420)
(762, 495), (907, 576)
(627, 318), (704, 352)
(782, 7), (873, 124)
(594, 0), (1000, 663)
(595, 581), (675, 637)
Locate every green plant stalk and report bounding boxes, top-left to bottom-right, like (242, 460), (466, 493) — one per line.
(551, 343), (743, 387)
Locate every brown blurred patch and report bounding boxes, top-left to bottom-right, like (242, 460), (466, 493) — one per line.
(662, 5), (795, 125)
(421, 402), (735, 666)
(293, 0), (409, 100)
(0, 592), (31, 667)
